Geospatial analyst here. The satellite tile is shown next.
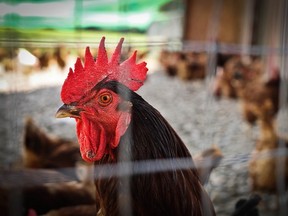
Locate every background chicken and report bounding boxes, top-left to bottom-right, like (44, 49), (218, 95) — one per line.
(212, 55), (281, 135)
(239, 72), (280, 127)
(0, 118), (96, 216)
(212, 54), (286, 198)
(212, 56), (263, 100)
(56, 37), (216, 216)
(23, 117), (82, 169)
(158, 50), (181, 77)
(248, 119), (288, 193)
(212, 56), (243, 99)
(158, 50), (207, 81)
(176, 51), (207, 81)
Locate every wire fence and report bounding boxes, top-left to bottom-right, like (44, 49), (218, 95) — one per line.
(0, 0), (288, 215)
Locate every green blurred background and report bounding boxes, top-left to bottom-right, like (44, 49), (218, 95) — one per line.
(0, 0), (184, 41)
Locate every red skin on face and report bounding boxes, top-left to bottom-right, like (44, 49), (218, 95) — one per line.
(73, 89), (131, 162)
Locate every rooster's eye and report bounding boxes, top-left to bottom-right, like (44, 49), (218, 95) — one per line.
(98, 92), (113, 106)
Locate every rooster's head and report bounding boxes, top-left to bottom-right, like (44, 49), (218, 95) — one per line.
(56, 37), (148, 162)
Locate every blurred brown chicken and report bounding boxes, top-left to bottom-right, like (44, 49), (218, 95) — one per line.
(177, 52), (207, 81)
(30, 46), (69, 71)
(212, 56), (280, 133)
(53, 45), (69, 70)
(14, 118), (96, 216)
(0, 47), (18, 72)
(213, 56), (263, 99)
(248, 119), (288, 192)
(213, 56), (243, 98)
(239, 72), (280, 127)
(23, 117), (82, 169)
(31, 48), (53, 70)
(159, 50), (181, 76)
(159, 50), (207, 81)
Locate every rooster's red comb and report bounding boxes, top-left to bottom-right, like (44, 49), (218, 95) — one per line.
(61, 37), (148, 104)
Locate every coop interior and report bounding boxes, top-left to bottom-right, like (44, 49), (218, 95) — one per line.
(0, 0), (288, 216)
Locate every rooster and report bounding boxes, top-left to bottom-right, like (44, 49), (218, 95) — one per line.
(56, 37), (216, 216)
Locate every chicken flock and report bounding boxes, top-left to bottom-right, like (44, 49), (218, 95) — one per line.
(0, 39), (287, 215)
(159, 49), (288, 195)
(54, 37), (216, 216)
(0, 46), (70, 74)
(0, 44), (148, 75)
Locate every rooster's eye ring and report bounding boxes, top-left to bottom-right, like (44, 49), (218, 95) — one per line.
(98, 92), (113, 106)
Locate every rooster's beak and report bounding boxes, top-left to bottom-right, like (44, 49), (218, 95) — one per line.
(55, 104), (81, 118)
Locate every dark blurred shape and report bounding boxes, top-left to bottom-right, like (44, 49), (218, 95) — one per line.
(232, 194), (261, 216)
